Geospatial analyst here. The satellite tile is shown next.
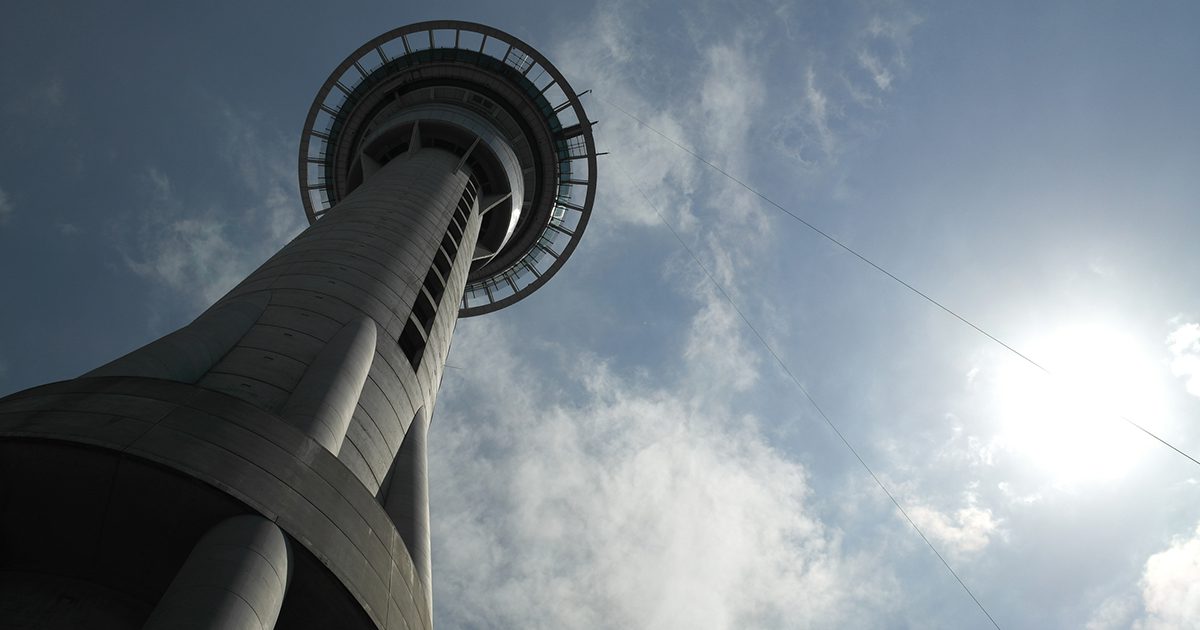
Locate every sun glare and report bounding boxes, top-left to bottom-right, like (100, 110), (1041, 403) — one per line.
(992, 322), (1167, 485)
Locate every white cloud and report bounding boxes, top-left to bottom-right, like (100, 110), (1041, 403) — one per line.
(858, 49), (894, 91)
(907, 500), (998, 558)
(554, 0), (791, 314)
(876, 419), (1001, 560)
(681, 285), (761, 395)
(122, 105), (307, 305)
(124, 171), (249, 305)
(1086, 593), (1137, 630)
(766, 65), (839, 169)
(1133, 523), (1200, 630)
(803, 65), (838, 159)
(996, 481), (1042, 506)
(552, 6), (702, 232)
(966, 365), (981, 385)
(858, 11), (922, 92)
(4, 76), (64, 119)
(1167, 320), (1200, 397)
(695, 38), (764, 167)
(216, 105), (308, 246)
(440, 9), (944, 625)
(0, 186), (12, 225)
(431, 316), (898, 630)
(774, 5), (921, 169)
(1088, 522), (1200, 630)
(31, 77), (64, 110)
(435, 14), (905, 612)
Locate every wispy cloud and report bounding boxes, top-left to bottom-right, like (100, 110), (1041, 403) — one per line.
(216, 104), (308, 246)
(121, 104), (307, 306)
(552, 7), (702, 231)
(1133, 522), (1200, 629)
(433, 316), (897, 629)
(124, 167), (248, 305)
(1092, 522), (1200, 630)
(766, 64), (840, 169)
(695, 38), (764, 168)
(857, 49), (894, 91)
(681, 285), (761, 394)
(0, 186), (12, 225)
(552, 0), (786, 306)
(2, 77), (69, 142)
(5, 76), (64, 116)
(31, 77), (64, 110)
(1086, 593), (1138, 630)
(427, 8), (933, 624)
(438, 4), (948, 625)
(857, 11), (921, 92)
(1167, 320), (1200, 397)
(907, 497), (999, 558)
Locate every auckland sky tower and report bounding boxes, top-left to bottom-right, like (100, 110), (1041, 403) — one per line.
(0, 20), (596, 630)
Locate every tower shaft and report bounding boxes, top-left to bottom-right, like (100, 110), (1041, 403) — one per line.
(0, 20), (595, 630)
(0, 146), (480, 630)
(199, 145), (478, 485)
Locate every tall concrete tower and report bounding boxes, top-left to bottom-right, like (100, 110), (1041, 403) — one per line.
(0, 20), (596, 630)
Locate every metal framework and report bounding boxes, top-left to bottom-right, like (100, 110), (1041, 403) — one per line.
(298, 20), (598, 316)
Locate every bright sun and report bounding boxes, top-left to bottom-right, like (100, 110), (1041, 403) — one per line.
(992, 322), (1167, 485)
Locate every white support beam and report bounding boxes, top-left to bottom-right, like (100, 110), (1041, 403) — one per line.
(479, 191), (512, 215)
(455, 136), (481, 172)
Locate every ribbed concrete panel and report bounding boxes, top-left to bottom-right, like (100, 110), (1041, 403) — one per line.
(338, 439), (378, 493)
(373, 333), (423, 390)
(255, 304), (344, 341)
(0, 570), (153, 629)
(267, 263), (409, 311)
(258, 251), (420, 308)
(0, 377), (431, 630)
(85, 294), (269, 383)
(277, 231), (427, 281)
(0, 410), (154, 448)
(199, 372), (292, 411)
(59, 139), (482, 623)
(356, 376), (407, 452)
(237, 323), (327, 364)
(0, 390), (178, 420)
(343, 410), (391, 489)
(201, 150), (468, 444)
(343, 419), (398, 494)
(213, 347), (309, 393)
(265, 275), (397, 326)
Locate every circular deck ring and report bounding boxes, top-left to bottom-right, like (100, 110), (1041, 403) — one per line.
(299, 20), (597, 316)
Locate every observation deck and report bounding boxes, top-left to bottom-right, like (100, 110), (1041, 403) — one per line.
(299, 20), (598, 316)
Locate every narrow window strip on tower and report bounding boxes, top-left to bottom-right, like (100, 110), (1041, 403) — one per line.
(398, 180), (478, 370)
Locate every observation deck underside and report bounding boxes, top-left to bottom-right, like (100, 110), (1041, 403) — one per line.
(299, 20), (598, 315)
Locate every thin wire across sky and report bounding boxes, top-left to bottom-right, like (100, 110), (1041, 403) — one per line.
(596, 91), (1200, 630)
(613, 160), (1004, 629)
(595, 93), (1200, 470)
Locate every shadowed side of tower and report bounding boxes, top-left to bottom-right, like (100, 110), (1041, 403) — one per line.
(0, 21), (595, 630)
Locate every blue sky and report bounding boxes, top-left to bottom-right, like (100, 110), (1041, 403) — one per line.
(3, 1), (1200, 628)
